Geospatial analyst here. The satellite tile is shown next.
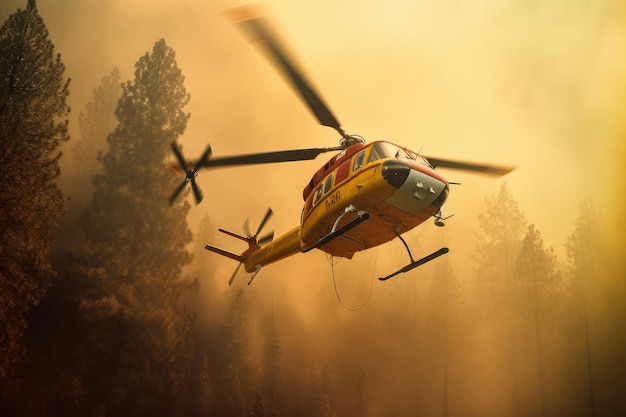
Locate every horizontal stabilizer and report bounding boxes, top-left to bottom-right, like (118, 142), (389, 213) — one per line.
(204, 244), (244, 262)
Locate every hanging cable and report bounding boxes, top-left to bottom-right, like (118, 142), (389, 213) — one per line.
(325, 249), (378, 311)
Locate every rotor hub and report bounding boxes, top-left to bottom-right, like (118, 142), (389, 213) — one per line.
(340, 135), (366, 148)
(185, 169), (196, 183)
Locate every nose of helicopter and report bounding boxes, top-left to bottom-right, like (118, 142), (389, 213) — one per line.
(382, 159), (449, 212)
(382, 159), (411, 188)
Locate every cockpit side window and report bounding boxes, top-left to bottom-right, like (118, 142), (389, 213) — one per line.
(352, 151), (365, 172)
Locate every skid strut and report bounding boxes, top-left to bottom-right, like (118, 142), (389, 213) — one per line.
(379, 234), (449, 281)
(302, 206), (370, 253)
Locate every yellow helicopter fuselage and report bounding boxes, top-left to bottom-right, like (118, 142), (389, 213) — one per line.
(241, 141), (449, 273)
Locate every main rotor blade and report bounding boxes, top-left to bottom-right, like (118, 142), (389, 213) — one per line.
(224, 5), (343, 134)
(199, 146), (344, 168)
(228, 262), (243, 286)
(426, 157), (517, 177)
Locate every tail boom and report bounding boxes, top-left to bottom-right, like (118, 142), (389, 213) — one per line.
(204, 226), (303, 273)
(204, 245), (245, 262)
(244, 226), (302, 272)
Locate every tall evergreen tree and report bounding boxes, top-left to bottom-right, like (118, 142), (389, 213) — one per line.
(471, 182), (527, 416)
(0, 0), (69, 387)
(566, 198), (599, 293)
(262, 307), (282, 414)
(308, 364), (337, 417)
(251, 391), (269, 417)
(565, 198), (600, 416)
(73, 67), (121, 191)
(475, 182), (528, 281)
(213, 289), (251, 417)
(53, 68), (122, 261)
(511, 224), (561, 417)
(427, 259), (465, 417)
(69, 38), (194, 416)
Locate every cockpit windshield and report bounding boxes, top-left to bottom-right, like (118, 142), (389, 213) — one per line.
(368, 142), (431, 167)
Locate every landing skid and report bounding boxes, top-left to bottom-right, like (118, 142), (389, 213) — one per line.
(302, 207), (371, 253)
(379, 234), (448, 281)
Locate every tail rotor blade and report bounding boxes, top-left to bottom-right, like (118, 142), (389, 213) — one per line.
(169, 181), (187, 205)
(191, 181), (203, 205)
(255, 207), (273, 237)
(243, 218), (252, 238)
(228, 262), (243, 286)
(170, 142), (188, 171)
(194, 144), (213, 172)
(258, 231), (274, 245)
(168, 141), (208, 206)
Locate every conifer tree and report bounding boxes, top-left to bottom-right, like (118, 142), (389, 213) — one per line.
(251, 391), (269, 417)
(427, 259), (464, 417)
(309, 364), (337, 417)
(475, 182), (527, 281)
(0, 0), (69, 386)
(471, 183), (527, 415)
(511, 224), (561, 417)
(213, 289), (251, 417)
(72, 38), (194, 416)
(73, 67), (121, 190)
(564, 198), (600, 416)
(566, 198), (599, 292)
(54, 68), (122, 258)
(262, 308), (282, 413)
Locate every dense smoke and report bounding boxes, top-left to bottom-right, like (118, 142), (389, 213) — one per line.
(1, 0), (624, 416)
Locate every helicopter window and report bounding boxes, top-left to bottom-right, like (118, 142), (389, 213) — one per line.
(352, 151), (365, 171)
(323, 173), (334, 194)
(416, 155), (431, 167)
(312, 185), (324, 206)
(367, 143), (388, 163)
(373, 142), (431, 166)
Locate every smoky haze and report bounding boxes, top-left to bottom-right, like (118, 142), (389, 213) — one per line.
(2, 0), (624, 415)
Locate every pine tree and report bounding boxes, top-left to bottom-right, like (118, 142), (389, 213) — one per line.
(566, 198), (599, 293)
(0, 0), (70, 387)
(471, 182), (528, 415)
(53, 68), (122, 260)
(564, 198), (600, 416)
(354, 366), (369, 417)
(309, 364), (337, 417)
(475, 182), (528, 281)
(511, 225), (561, 417)
(427, 259), (464, 417)
(262, 308), (282, 413)
(73, 67), (121, 192)
(251, 391), (268, 417)
(213, 289), (251, 417)
(70, 38), (194, 416)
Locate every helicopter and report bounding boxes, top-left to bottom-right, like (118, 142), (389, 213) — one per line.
(168, 4), (516, 285)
